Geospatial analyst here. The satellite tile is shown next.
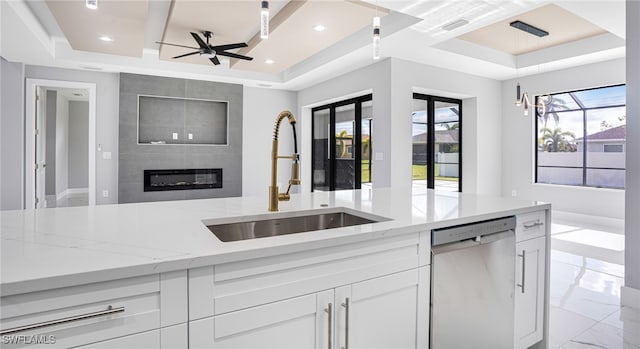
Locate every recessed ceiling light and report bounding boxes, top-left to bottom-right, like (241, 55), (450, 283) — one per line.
(99, 35), (113, 42)
(86, 0), (97, 10)
(313, 24), (326, 32)
(265, 59), (275, 64)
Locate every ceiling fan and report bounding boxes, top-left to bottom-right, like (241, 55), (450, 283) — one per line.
(156, 31), (253, 66)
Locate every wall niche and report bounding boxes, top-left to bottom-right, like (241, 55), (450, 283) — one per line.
(138, 95), (228, 145)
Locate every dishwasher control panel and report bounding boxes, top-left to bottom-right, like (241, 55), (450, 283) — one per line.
(431, 216), (516, 246)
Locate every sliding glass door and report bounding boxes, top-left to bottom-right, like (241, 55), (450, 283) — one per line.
(312, 94), (372, 191)
(412, 94), (462, 192)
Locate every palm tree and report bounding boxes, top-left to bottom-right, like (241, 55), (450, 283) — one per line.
(539, 127), (576, 152)
(538, 95), (570, 129)
(336, 130), (351, 158)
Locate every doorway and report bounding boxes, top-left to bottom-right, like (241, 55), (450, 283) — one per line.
(412, 93), (462, 192)
(25, 79), (97, 209)
(312, 94), (372, 191)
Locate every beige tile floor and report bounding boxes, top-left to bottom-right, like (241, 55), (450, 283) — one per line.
(549, 221), (640, 349)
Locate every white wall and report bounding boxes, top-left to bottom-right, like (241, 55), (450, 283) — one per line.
(55, 92), (69, 197)
(298, 59), (391, 192)
(25, 65), (119, 204)
(242, 86), (298, 198)
(391, 58), (502, 195)
(501, 58), (625, 219)
(68, 101), (89, 189)
(0, 57), (24, 210)
(625, 0), (640, 298)
(297, 58), (502, 195)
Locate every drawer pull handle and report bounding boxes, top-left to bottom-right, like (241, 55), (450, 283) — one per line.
(523, 222), (543, 229)
(517, 250), (526, 294)
(341, 298), (350, 349)
(325, 303), (333, 349)
(0, 305), (125, 336)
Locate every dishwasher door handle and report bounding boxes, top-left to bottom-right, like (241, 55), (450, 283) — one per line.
(517, 250), (526, 293)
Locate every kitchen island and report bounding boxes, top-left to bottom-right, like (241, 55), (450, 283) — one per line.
(1, 188), (550, 348)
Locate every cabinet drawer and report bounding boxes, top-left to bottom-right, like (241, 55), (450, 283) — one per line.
(0, 275), (160, 348)
(189, 233), (421, 319)
(516, 211), (546, 242)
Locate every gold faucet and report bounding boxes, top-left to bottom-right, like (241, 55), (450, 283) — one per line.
(269, 110), (300, 212)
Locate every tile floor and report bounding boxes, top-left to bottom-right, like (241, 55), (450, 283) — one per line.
(549, 220), (640, 348)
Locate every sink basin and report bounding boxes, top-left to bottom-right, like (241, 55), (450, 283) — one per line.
(205, 209), (387, 242)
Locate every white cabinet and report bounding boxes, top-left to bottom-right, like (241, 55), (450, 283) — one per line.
(190, 267), (429, 349)
(514, 236), (546, 349)
(335, 267), (429, 349)
(190, 291), (328, 349)
(0, 271), (187, 349)
(75, 330), (160, 349)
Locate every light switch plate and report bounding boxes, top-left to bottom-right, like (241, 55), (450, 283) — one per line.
(102, 151), (112, 160)
(375, 152), (383, 161)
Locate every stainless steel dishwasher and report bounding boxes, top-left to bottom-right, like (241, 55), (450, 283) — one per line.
(430, 216), (517, 349)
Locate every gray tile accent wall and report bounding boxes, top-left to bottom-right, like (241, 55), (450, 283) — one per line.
(118, 73), (242, 203)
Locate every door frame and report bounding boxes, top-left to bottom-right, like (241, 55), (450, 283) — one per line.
(311, 94), (372, 191)
(25, 79), (97, 209)
(412, 93), (462, 192)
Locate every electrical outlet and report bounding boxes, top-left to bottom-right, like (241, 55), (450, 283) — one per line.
(172, 132), (178, 140)
(102, 190), (109, 198)
(511, 190), (517, 197)
(188, 133), (193, 140)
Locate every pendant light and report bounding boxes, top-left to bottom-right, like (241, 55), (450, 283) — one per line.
(260, 1), (269, 39)
(511, 20), (549, 118)
(372, 16), (380, 60)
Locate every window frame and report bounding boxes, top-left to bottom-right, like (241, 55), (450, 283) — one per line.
(534, 84), (626, 189)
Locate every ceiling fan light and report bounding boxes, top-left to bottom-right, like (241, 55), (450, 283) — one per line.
(372, 16), (381, 60)
(261, 1), (269, 40)
(86, 0), (97, 10)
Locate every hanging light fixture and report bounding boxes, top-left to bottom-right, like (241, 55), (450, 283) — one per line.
(260, 1), (269, 39)
(511, 20), (549, 118)
(372, 16), (381, 60)
(86, 0), (98, 10)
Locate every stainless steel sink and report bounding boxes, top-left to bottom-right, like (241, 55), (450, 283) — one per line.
(206, 210), (385, 242)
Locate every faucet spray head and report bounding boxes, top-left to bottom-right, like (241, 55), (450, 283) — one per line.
(290, 159), (300, 185)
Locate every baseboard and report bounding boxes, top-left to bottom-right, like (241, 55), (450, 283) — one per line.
(56, 188), (89, 200)
(552, 210), (624, 234)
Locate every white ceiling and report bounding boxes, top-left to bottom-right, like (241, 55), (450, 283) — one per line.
(0, 0), (626, 91)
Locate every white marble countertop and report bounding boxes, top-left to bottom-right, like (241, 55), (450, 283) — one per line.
(1, 188), (550, 296)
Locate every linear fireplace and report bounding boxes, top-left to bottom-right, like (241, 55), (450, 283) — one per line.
(144, 169), (222, 192)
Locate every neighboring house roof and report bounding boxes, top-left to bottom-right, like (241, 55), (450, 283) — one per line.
(412, 130), (459, 144)
(576, 125), (626, 142)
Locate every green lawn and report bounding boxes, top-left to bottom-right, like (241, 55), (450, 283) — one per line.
(412, 164), (459, 181)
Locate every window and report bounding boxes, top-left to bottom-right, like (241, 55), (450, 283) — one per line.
(412, 94), (462, 192)
(312, 94), (372, 191)
(603, 144), (623, 153)
(535, 84), (626, 189)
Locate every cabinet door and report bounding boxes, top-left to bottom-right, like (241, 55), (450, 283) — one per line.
(74, 329), (160, 348)
(514, 237), (546, 349)
(335, 267), (429, 349)
(190, 291), (333, 349)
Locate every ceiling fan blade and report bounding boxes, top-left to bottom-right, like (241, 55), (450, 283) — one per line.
(155, 41), (199, 50)
(215, 51), (253, 61)
(172, 51), (200, 59)
(210, 43), (247, 51)
(209, 56), (221, 65)
(190, 32), (208, 49)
